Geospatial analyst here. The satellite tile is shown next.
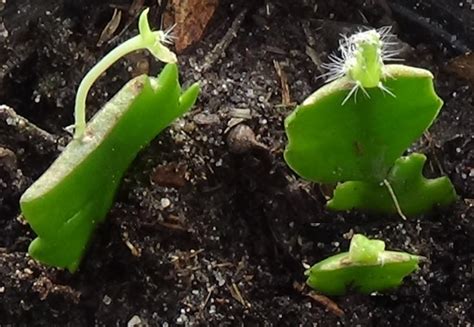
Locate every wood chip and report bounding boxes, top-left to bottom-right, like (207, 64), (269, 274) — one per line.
(305, 45), (324, 71)
(97, 8), (122, 47)
(193, 112), (221, 125)
(273, 60), (291, 106)
(122, 232), (141, 257)
(158, 221), (188, 231)
(229, 282), (250, 308)
(128, 0), (145, 16)
(202, 8), (247, 71)
(200, 286), (215, 310)
(230, 108), (252, 119)
(292, 280), (306, 293)
(0, 147), (16, 170)
(107, 0), (144, 46)
(32, 276), (81, 303)
(445, 52), (474, 86)
(0, 105), (58, 148)
(170, 0), (219, 53)
(306, 291), (344, 317)
(225, 118), (245, 133)
(151, 163), (187, 188)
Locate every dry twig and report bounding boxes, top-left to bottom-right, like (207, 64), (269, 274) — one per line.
(229, 282), (250, 308)
(273, 60), (292, 106)
(202, 9), (248, 72)
(0, 105), (58, 148)
(97, 8), (122, 46)
(306, 291), (344, 317)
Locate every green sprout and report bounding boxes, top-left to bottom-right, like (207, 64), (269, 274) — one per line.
(284, 28), (456, 217)
(345, 30), (383, 88)
(19, 9), (199, 272)
(305, 234), (421, 295)
(74, 8), (177, 139)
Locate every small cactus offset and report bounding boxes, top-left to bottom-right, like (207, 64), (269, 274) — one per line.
(305, 234), (421, 295)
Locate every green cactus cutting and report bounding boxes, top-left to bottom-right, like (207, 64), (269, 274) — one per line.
(327, 153), (457, 215)
(305, 234), (421, 295)
(20, 10), (199, 271)
(284, 28), (456, 215)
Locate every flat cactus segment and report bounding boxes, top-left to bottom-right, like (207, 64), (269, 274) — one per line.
(284, 64), (443, 183)
(327, 153), (457, 215)
(306, 234), (421, 295)
(20, 64), (199, 271)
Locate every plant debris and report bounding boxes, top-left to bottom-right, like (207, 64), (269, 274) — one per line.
(168, 0), (219, 53)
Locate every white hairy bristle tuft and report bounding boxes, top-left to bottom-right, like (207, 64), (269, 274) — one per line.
(319, 26), (402, 105)
(320, 26), (402, 84)
(159, 24), (177, 45)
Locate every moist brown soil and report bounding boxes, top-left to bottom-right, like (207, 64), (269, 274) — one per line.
(0, 0), (473, 325)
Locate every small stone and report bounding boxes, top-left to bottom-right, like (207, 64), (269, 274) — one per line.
(214, 271), (226, 287)
(127, 315), (145, 327)
(0, 22), (8, 40)
(209, 304), (216, 314)
(227, 124), (260, 154)
(103, 295), (112, 305)
(193, 113), (220, 125)
(230, 108), (252, 119)
(0, 147), (17, 171)
(161, 198), (171, 208)
(176, 312), (188, 325)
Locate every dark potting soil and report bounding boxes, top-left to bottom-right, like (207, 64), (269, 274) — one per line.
(0, 0), (473, 325)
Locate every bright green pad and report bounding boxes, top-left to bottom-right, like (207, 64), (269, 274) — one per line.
(20, 64), (199, 271)
(306, 234), (420, 295)
(306, 251), (420, 295)
(284, 65), (443, 183)
(327, 153), (457, 215)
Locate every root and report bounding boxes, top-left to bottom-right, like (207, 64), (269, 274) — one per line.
(383, 179), (407, 220)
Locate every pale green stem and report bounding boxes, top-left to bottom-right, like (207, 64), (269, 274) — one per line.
(73, 8), (176, 140)
(74, 36), (144, 139)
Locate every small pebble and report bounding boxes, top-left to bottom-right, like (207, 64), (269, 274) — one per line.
(127, 315), (143, 327)
(227, 124), (262, 154)
(161, 198), (171, 208)
(103, 295), (112, 305)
